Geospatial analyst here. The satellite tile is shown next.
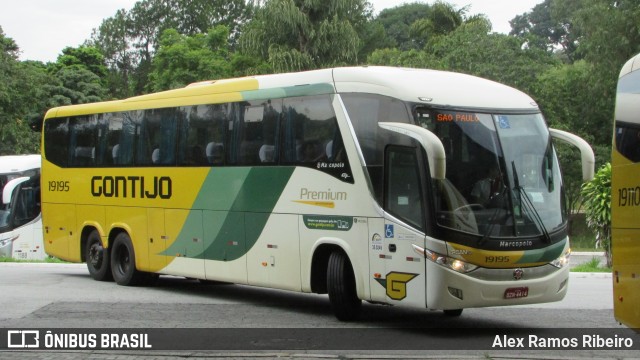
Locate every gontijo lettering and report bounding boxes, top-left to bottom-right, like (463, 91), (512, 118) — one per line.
(91, 176), (172, 199)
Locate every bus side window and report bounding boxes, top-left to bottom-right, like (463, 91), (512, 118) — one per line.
(281, 95), (337, 165)
(234, 100), (281, 165)
(178, 104), (225, 166)
(114, 111), (140, 166)
(616, 123), (640, 162)
(43, 118), (69, 168)
(12, 179), (40, 227)
(69, 116), (97, 167)
(139, 108), (177, 166)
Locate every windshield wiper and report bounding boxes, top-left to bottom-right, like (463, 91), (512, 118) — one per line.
(511, 161), (551, 243)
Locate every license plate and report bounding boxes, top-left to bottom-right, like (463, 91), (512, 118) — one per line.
(504, 287), (529, 299)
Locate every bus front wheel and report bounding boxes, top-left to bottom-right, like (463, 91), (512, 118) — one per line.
(327, 250), (361, 321)
(86, 230), (112, 281)
(110, 232), (145, 286)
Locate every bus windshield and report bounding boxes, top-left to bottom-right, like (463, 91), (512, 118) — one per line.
(418, 110), (565, 239)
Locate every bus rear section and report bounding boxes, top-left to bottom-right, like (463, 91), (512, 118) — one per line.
(0, 155), (44, 260)
(611, 52), (640, 330)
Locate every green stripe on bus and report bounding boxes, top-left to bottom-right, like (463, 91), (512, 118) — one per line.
(240, 83), (335, 101)
(163, 167), (295, 261)
(516, 239), (566, 264)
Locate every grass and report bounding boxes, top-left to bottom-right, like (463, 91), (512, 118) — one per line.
(0, 256), (68, 263)
(571, 257), (612, 273)
(569, 234), (601, 252)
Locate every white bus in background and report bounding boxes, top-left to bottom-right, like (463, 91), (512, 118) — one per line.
(0, 155), (44, 260)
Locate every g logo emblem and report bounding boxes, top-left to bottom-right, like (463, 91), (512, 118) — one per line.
(375, 272), (418, 300)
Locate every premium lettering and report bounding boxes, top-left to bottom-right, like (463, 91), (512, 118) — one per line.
(300, 188), (347, 201)
(91, 176), (172, 199)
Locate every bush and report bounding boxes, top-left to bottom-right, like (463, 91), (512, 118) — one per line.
(580, 163), (611, 266)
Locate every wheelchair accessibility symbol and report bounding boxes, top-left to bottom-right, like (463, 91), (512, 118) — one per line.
(385, 224), (394, 238)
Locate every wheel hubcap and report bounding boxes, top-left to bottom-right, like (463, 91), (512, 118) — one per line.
(89, 244), (103, 268)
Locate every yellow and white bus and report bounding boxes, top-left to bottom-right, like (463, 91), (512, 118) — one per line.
(41, 67), (594, 320)
(612, 53), (640, 329)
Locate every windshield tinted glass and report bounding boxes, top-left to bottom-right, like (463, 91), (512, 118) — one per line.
(416, 109), (565, 238)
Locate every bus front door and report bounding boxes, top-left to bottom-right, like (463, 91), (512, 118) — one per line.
(368, 145), (428, 308)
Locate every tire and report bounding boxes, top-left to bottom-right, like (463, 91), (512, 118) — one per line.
(443, 309), (463, 317)
(110, 232), (146, 286)
(86, 230), (112, 281)
(327, 250), (361, 321)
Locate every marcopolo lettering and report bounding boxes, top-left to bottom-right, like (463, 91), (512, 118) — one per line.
(91, 176), (172, 199)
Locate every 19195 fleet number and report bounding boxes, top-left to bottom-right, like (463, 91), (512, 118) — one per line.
(49, 180), (70, 192)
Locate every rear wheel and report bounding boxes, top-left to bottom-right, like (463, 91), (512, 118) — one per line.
(327, 250), (361, 321)
(86, 230), (112, 281)
(110, 232), (147, 286)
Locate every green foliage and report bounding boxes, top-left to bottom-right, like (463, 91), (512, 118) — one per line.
(373, 1), (470, 51)
(149, 26), (236, 91)
(427, 23), (556, 92)
(571, 257), (611, 272)
(509, 0), (582, 60)
(239, 0), (370, 72)
(572, 0), (640, 72)
(54, 46), (108, 79)
(92, 0), (255, 96)
(0, 27), (48, 154)
(44, 67), (107, 106)
(0, 256), (68, 263)
(369, 21), (556, 95)
(580, 163), (612, 265)
(374, 2), (432, 50)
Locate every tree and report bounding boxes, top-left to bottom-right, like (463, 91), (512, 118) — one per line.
(91, 9), (135, 98)
(44, 67), (107, 106)
(148, 27), (237, 91)
(509, 0), (582, 61)
(581, 163), (612, 266)
(571, 0), (640, 72)
(372, 2), (483, 51)
(0, 27), (47, 154)
(368, 20), (557, 95)
(92, 0), (256, 96)
(373, 2), (433, 50)
(240, 0), (372, 72)
(55, 46), (108, 79)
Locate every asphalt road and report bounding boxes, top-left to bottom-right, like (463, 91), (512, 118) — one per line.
(0, 263), (637, 359)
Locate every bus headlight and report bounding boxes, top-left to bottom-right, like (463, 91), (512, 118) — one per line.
(412, 245), (478, 274)
(550, 247), (571, 268)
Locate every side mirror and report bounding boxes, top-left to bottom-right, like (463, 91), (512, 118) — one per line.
(3, 177), (30, 205)
(549, 128), (595, 182)
(379, 122), (446, 180)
